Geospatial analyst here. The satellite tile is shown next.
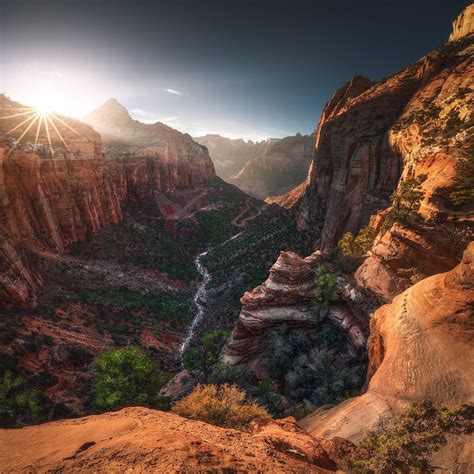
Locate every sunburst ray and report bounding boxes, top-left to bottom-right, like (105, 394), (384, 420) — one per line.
(5, 113), (39, 158)
(1, 113), (38, 137)
(0, 110), (37, 120)
(46, 114), (69, 150)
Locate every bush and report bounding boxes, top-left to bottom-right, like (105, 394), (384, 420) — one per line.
(338, 227), (375, 259)
(90, 346), (171, 411)
(257, 377), (281, 415)
(449, 152), (474, 207)
(208, 363), (252, 389)
(346, 400), (474, 473)
(172, 384), (271, 430)
(182, 330), (230, 371)
(313, 265), (338, 315)
(0, 371), (42, 427)
(384, 175), (427, 230)
(261, 323), (366, 408)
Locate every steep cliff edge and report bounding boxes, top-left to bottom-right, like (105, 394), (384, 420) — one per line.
(291, 21), (473, 300)
(0, 95), (216, 307)
(299, 242), (474, 451)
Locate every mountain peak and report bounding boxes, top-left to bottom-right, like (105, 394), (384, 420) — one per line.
(83, 98), (134, 134)
(449, 3), (474, 42)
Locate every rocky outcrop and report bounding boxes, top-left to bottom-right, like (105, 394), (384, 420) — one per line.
(449, 4), (474, 42)
(300, 242), (474, 463)
(287, 26), (474, 301)
(0, 407), (350, 472)
(0, 95), (215, 307)
(222, 251), (367, 372)
(229, 134), (314, 199)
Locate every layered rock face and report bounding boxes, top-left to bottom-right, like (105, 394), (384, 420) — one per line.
(85, 99), (215, 197)
(291, 22), (473, 301)
(300, 242), (474, 468)
(222, 251), (367, 373)
(0, 95), (215, 307)
(0, 95), (123, 306)
(0, 407), (351, 472)
(229, 133), (315, 199)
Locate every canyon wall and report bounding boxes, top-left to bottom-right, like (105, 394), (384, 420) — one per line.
(299, 242), (474, 466)
(0, 95), (215, 307)
(292, 23), (473, 301)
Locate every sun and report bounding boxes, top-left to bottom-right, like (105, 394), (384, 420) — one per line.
(36, 103), (54, 115)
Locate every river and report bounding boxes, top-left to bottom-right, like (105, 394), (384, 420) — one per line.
(179, 231), (242, 355)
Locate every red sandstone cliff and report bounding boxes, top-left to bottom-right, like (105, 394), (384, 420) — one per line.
(288, 19), (473, 300)
(299, 241), (474, 469)
(0, 95), (215, 307)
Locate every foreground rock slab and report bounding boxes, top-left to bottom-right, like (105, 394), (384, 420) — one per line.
(0, 407), (343, 473)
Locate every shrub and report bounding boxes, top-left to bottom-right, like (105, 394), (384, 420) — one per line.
(261, 323), (366, 408)
(449, 152), (474, 206)
(172, 383), (271, 430)
(208, 363), (252, 389)
(0, 371), (42, 427)
(182, 330), (230, 372)
(314, 265), (338, 315)
(383, 174), (427, 231)
(338, 227), (375, 259)
(346, 400), (474, 473)
(257, 377), (281, 415)
(90, 346), (171, 411)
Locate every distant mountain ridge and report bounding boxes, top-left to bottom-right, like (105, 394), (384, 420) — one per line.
(195, 133), (314, 199)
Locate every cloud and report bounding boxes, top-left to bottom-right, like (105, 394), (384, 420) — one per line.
(163, 88), (183, 96)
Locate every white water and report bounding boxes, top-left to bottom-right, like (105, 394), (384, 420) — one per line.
(180, 232), (242, 355)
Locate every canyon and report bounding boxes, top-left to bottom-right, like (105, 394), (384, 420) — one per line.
(1, 3), (473, 472)
(195, 133), (314, 199)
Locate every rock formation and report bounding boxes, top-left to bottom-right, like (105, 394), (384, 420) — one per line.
(0, 407), (351, 472)
(222, 251), (367, 374)
(299, 242), (474, 469)
(229, 134), (314, 199)
(0, 95), (215, 307)
(449, 4), (474, 42)
(282, 18), (474, 301)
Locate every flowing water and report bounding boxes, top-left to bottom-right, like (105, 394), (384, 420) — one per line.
(180, 231), (242, 355)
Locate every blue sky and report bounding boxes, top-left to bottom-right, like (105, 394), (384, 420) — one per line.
(1, 0), (470, 140)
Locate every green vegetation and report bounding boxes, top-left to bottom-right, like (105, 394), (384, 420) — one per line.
(90, 346), (171, 411)
(172, 384), (271, 430)
(256, 377), (282, 416)
(338, 227), (375, 259)
(313, 265), (339, 316)
(182, 330), (230, 371)
(449, 151), (474, 207)
(383, 174), (427, 231)
(0, 371), (43, 427)
(261, 323), (365, 407)
(347, 400), (474, 473)
(208, 363), (252, 389)
(78, 287), (192, 324)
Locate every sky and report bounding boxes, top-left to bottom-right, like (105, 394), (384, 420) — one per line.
(0, 0), (470, 141)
